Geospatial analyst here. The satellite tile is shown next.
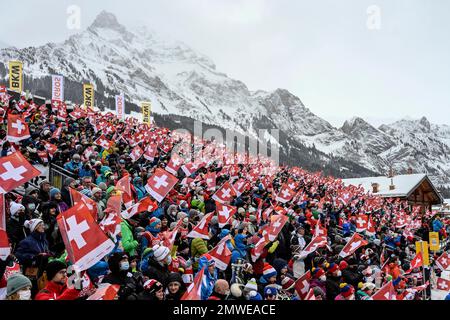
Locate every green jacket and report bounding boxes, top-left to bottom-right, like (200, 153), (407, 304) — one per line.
(121, 220), (138, 256)
(191, 199), (205, 213)
(191, 238), (208, 270)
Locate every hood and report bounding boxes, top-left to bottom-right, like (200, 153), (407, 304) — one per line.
(272, 258), (288, 274)
(107, 251), (128, 275)
(234, 234), (247, 250)
(165, 272), (186, 290)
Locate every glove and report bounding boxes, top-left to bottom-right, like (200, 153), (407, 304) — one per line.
(268, 240), (279, 254)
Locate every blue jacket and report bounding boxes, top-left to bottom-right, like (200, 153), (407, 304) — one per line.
(14, 231), (49, 265)
(384, 235), (402, 249)
(64, 161), (82, 174)
(432, 219), (444, 232)
(133, 182), (147, 201)
(231, 233), (248, 263)
(198, 256), (218, 300)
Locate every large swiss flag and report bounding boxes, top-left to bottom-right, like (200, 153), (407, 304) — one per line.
(212, 181), (236, 204)
(0, 151), (40, 194)
(145, 168), (178, 203)
(7, 114), (30, 143)
(57, 202), (115, 271)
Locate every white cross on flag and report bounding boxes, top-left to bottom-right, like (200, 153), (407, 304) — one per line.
(69, 107), (86, 120)
(52, 125), (63, 139)
(87, 284), (120, 300)
(0, 151), (40, 194)
(94, 135), (113, 150)
(435, 252), (450, 271)
(98, 202), (123, 241)
(204, 172), (216, 191)
(355, 214), (368, 233)
(187, 212), (214, 240)
(304, 288), (316, 300)
(212, 181), (236, 204)
(266, 214), (289, 242)
(69, 188), (98, 221)
(298, 235), (328, 259)
(0, 229), (11, 261)
(57, 202), (115, 271)
(338, 232), (368, 258)
(44, 142), (58, 158)
(394, 213), (408, 228)
(216, 202), (236, 228)
(7, 114), (30, 142)
(436, 277), (450, 291)
(208, 235), (232, 271)
(143, 143), (158, 161)
(314, 220), (328, 238)
(56, 103), (68, 121)
(371, 281), (397, 300)
(405, 252), (423, 274)
(365, 215), (376, 236)
(251, 235), (269, 262)
(181, 266), (205, 300)
(130, 145), (144, 162)
(275, 184), (296, 203)
(294, 270), (312, 299)
(165, 153), (184, 176)
(83, 146), (95, 160)
(160, 222), (182, 251)
(145, 168), (178, 203)
(120, 196), (158, 220)
(232, 178), (249, 197)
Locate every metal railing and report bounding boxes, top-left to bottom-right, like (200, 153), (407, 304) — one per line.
(48, 163), (77, 190)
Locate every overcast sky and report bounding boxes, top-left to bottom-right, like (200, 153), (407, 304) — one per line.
(1, 0), (449, 128)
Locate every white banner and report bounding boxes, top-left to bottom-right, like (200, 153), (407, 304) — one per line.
(52, 75), (64, 101)
(115, 93), (125, 120)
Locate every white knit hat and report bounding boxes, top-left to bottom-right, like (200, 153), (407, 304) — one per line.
(24, 219), (44, 232)
(244, 278), (258, 292)
(152, 244), (169, 262)
(9, 202), (25, 217)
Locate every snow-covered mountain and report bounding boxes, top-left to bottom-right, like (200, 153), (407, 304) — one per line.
(0, 11), (449, 191)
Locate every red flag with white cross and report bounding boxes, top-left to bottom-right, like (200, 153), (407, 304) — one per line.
(355, 214), (368, 233)
(181, 267), (205, 300)
(165, 153), (184, 176)
(57, 202), (115, 271)
(94, 135), (113, 150)
(186, 212), (214, 240)
(145, 168), (178, 203)
(294, 270), (312, 299)
(69, 188), (98, 221)
(436, 277), (450, 291)
(212, 181), (236, 204)
(205, 172), (216, 191)
(129, 145), (144, 162)
(7, 114), (30, 143)
(120, 196), (158, 220)
(275, 184), (296, 203)
(208, 235), (232, 271)
(435, 252), (449, 271)
(143, 143), (158, 161)
(0, 151), (40, 194)
(215, 202), (236, 228)
(404, 252), (423, 274)
(372, 281), (397, 300)
(338, 232), (368, 258)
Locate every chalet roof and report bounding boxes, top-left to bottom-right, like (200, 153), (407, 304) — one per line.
(342, 174), (443, 203)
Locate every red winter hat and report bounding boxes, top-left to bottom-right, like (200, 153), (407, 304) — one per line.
(311, 267), (325, 279)
(339, 261), (348, 270)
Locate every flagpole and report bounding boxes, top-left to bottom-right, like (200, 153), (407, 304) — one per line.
(420, 241), (427, 300)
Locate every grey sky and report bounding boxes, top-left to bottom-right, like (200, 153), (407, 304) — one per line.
(1, 0), (449, 128)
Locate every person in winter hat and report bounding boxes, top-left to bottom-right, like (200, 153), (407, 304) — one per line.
(35, 261), (80, 300)
(325, 262), (342, 301)
(6, 273), (32, 300)
(309, 267), (327, 297)
(137, 279), (164, 301)
(335, 283), (355, 300)
(14, 219), (50, 266)
(356, 282), (375, 300)
(198, 253), (218, 300)
(258, 263), (277, 295)
(142, 245), (172, 286)
(21, 187), (40, 218)
(49, 187), (69, 214)
(102, 252), (143, 300)
(231, 225), (249, 263)
(243, 278), (258, 299)
(208, 279), (230, 300)
(6, 202), (27, 247)
(133, 176), (147, 201)
(248, 290), (263, 301)
(264, 286), (278, 300)
(165, 272), (186, 300)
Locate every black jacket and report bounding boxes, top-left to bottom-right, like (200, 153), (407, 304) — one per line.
(6, 218), (26, 249)
(144, 258), (171, 285)
(325, 275), (341, 301)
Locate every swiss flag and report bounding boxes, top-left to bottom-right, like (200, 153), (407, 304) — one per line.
(69, 188), (98, 221)
(87, 284), (120, 300)
(187, 212), (214, 240)
(94, 135), (113, 150)
(165, 153), (184, 176)
(436, 278), (450, 291)
(366, 215), (376, 236)
(314, 220), (328, 238)
(57, 202), (115, 271)
(208, 235), (232, 271)
(405, 252), (423, 274)
(266, 214), (289, 242)
(51, 99), (63, 113)
(294, 270), (312, 299)
(181, 267), (205, 300)
(355, 214), (368, 232)
(0, 151), (40, 194)
(372, 281), (397, 300)
(83, 146), (95, 160)
(338, 232), (368, 258)
(145, 168), (178, 203)
(394, 213), (408, 228)
(251, 235), (269, 262)
(304, 288), (316, 300)
(52, 125), (63, 139)
(160, 224), (181, 251)
(98, 206), (122, 240)
(275, 184), (296, 203)
(181, 161), (204, 177)
(205, 172), (216, 191)
(116, 175), (134, 208)
(129, 145), (144, 162)
(69, 107), (86, 120)
(298, 235), (328, 259)
(43, 142), (58, 158)
(143, 143), (158, 161)
(216, 202), (236, 228)
(7, 114), (30, 142)
(435, 252), (449, 271)
(232, 178), (249, 197)
(0, 229), (11, 260)
(212, 181), (236, 204)
(120, 196), (158, 220)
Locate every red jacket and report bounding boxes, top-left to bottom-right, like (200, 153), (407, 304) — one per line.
(35, 281), (80, 300)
